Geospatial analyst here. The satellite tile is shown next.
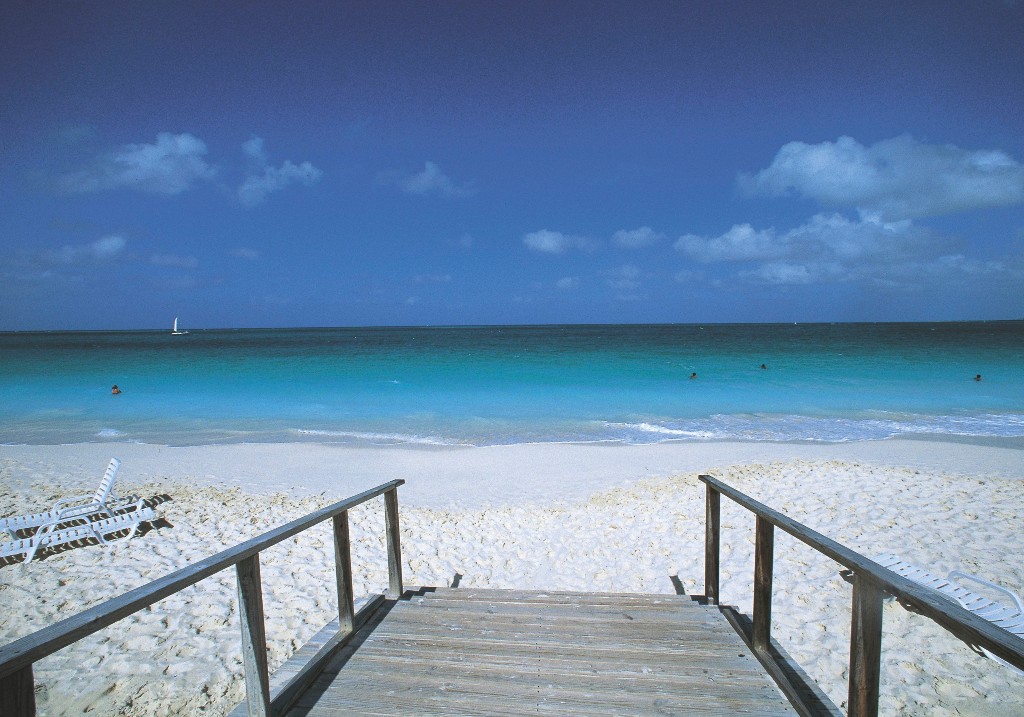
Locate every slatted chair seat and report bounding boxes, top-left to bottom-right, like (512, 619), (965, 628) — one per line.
(0, 458), (135, 540)
(0, 501), (156, 562)
(875, 553), (1024, 673)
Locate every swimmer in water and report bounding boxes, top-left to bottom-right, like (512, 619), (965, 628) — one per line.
(111, 385), (122, 394)
(690, 372), (697, 379)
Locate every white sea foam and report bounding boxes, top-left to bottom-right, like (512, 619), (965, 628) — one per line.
(600, 421), (716, 439)
(95, 428), (127, 438)
(597, 412), (1024, 445)
(291, 428), (459, 446)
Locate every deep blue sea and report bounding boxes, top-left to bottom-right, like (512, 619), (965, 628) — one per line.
(1, 323), (1022, 446)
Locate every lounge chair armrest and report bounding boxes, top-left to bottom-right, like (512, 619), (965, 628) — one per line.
(948, 570), (1024, 613)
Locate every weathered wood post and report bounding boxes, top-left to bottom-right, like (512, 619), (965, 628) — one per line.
(0, 664), (36, 717)
(849, 572), (884, 717)
(236, 555), (271, 717)
(384, 487), (404, 597)
(332, 511), (355, 634)
(752, 516), (774, 652)
(703, 477), (720, 605)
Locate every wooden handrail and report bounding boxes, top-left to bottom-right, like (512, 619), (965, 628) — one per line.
(699, 474), (1024, 717)
(0, 479), (404, 717)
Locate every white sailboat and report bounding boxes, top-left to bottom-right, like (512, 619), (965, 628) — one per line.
(172, 317), (188, 335)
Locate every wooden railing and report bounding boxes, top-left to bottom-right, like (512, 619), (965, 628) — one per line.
(0, 479), (405, 717)
(700, 474), (1024, 717)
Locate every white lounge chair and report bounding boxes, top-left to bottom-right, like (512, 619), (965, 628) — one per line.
(875, 553), (1024, 672)
(0, 458), (135, 540)
(1, 500), (156, 562)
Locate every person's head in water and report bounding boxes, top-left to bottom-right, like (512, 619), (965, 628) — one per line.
(111, 385), (121, 394)
(975, 374), (982, 381)
(760, 364), (767, 370)
(689, 372), (697, 379)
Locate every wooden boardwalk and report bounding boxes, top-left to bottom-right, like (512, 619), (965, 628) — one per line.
(270, 588), (798, 716)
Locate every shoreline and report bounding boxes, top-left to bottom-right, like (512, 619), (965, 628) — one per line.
(2, 437), (1022, 507)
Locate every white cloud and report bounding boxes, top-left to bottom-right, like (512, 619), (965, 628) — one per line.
(923, 254), (1008, 277)
(555, 276), (580, 290)
(605, 263), (643, 290)
(47, 235), (127, 264)
(91, 235), (127, 258)
(237, 137), (322, 207)
(58, 133), (215, 195)
(612, 226), (664, 248)
(677, 213), (966, 287)
(678, 213), (937, 270)
(242, 136), (269, 164)
(742, 135), (1024, 220)
(397, 161), (475, 197)
(523, 229), (594, 254)
(741, 262), (819, 285)
(676, 224), (783, 262)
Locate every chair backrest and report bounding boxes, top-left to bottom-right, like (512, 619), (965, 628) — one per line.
(92, 458), (122, 503)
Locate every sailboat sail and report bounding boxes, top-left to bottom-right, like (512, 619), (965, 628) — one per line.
(172, 317), (188, 335)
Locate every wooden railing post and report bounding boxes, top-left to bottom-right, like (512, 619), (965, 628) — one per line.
(704, 480), (720, 605)
(752, 516), (774, 652)
(0, 664), (36, 716)
(333, 511), (355, 634)
(236, 555), (271, 717)
(384, 487), (404, 597)
(849, 572), (884, 717)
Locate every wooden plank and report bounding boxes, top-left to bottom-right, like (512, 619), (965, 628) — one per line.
(752, 516), (774, 652)
(396, 597), (713, 619)
(375, 612), (730, 638)
(384, 488), (403, 597)
(698, 475), (1024, 671)
(302, 669), (794, 716)
(331, 512), (354, 634)
(288, 589), (797, 716)
(848, 573), (884, 717)
(331, 638), (771, 673)
(362, 623), (757, 654)
(0, 479), (405, 680)
(414, 587), (704, 605)
(0, 664), (35, 717)
(706, 484), (721, 604)
(236, 555), (271, 717)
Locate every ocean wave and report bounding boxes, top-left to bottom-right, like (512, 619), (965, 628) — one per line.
(6, 410), (1023, 448)
(599, 422), (717, 439)
(597, 412), (1024, 444)
(95, 428), (128, 438)
(291, 428), (462, 446)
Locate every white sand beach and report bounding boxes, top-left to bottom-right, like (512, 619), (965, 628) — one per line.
(1, 439), (1022, 716)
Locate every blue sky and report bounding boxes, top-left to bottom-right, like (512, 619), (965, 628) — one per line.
(2, 1), (1023, 330)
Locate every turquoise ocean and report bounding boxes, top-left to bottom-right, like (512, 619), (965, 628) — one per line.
(1, 323), (1022, 447)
